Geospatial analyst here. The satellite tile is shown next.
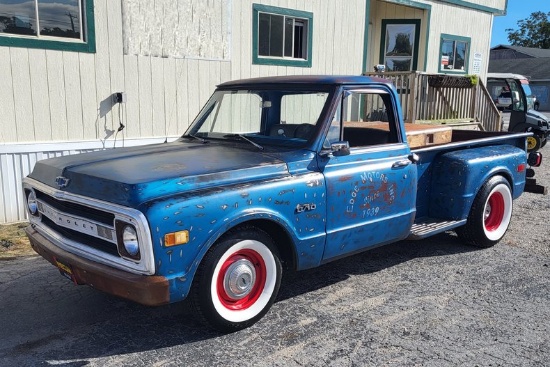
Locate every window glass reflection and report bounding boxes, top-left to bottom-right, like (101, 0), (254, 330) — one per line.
(38, 0), (80, 39)
(0, 0), (38, 36)
(0, 0), (81, 39)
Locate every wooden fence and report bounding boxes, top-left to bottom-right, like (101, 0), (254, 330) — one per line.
(364, 72), (502, 131)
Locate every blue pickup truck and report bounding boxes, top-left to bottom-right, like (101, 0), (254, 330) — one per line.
(23, 75), (544, 331)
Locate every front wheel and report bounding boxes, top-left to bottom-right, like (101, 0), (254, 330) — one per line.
(190, 227), (282, 332)
(456, 176), (513, 248)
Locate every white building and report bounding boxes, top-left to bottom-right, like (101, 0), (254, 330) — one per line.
(0, 0), (507, 223)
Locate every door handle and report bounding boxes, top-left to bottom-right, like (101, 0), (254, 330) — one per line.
(392, 160), (411, 168)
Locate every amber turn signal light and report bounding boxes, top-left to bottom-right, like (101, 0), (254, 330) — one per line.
(164, 230), (190, 247)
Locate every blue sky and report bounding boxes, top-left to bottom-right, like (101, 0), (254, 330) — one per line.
(491, 0), (550, 46)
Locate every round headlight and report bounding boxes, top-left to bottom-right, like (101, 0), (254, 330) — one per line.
(27, 190), (39, 216)
(122, 226), (139, 256)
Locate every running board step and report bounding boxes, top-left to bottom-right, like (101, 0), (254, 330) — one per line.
(408, 218), (466, 240)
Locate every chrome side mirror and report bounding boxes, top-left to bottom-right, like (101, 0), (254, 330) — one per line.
(331, 141), (350, 156)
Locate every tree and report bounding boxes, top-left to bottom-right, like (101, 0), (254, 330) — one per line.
(506, 11), (550, 49)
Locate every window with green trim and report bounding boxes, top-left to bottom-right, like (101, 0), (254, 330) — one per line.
(0, 0), (95, 53)
(253, 4), (312, 67)
(439, 34), (470, 73)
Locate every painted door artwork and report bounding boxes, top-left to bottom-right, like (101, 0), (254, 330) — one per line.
(380, 20), (420, 72)
(322, 88), (416, 261)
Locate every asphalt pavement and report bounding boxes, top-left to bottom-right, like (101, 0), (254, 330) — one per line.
(1, 127), (549, 366)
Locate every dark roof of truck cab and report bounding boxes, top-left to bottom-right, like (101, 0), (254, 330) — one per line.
(218, 75), (390, 88)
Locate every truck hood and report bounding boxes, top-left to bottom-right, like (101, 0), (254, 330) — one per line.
(29, 140), (289, 207)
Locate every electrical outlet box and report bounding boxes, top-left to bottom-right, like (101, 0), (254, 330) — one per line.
(113, 92), (127, 103)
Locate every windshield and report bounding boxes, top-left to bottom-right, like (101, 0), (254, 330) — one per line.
(184, 88), (331, 148)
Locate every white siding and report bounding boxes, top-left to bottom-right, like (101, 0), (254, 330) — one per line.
(425, 1), (493, 79)
(122, 0), (231, 60)
(0, 137), (178, 223)
(0, 48), (17, 143)
(28, 49), (52, 140)
(0, 0), (505, 223)
(10, 48), (35, 142)
(1, 0), (367, 146)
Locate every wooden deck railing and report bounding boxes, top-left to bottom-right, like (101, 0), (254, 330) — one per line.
(364, 71), (502, 131)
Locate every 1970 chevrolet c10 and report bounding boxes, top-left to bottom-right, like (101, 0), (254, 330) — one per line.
(23, 75), (544, 331)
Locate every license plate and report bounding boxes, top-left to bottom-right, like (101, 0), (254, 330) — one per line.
(53, 257), (78, 284)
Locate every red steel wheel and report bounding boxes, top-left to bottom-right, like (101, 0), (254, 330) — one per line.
(215, 249), (267, 311)
(484, 191), (505, 232)
(457, 176), (513, 248)
(191, 227), (281, 332)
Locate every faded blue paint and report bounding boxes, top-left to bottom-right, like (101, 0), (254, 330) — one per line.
(143, 171), (327, 301)
(321, 143), (417, 261)
(30, 142), (291, 207)
(428, 145), (526, 219)
(24, 75), (531, 306)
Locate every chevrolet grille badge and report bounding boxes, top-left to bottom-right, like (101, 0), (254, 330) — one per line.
(55, 176), (70, 188)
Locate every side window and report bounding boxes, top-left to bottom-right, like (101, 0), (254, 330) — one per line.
(280, 93), (328, 124)
(439, 34), (470, 74)
(271, 92), (328, 140)
(330, 91), (398, 148)
(0, 0), (96, 53)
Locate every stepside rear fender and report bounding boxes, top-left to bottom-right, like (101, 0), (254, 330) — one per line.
(428, 145), (527, 220)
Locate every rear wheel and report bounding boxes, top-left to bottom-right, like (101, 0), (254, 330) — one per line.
(190, 227), (282, 332)
(456, 176), (513, 248)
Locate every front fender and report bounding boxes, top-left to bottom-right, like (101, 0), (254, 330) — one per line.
(141, 173), (326, 302)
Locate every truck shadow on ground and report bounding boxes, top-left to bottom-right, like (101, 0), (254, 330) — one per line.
(276, 232), (476, 302)
(4, 232), (481, 365)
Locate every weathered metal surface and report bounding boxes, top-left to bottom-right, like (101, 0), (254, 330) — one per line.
(29, 142), (290, 207)
(321, 144), (417, 261)
(429, 145), (526, 220)
(22, 76), (532, 307)
(26, 226), (170, 306)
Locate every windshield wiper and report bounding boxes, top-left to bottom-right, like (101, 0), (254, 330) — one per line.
(224, 134), (264, 151)
(182, 134), (209, 144)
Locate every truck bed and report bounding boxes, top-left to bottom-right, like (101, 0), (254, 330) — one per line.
(412, 129), (529, 153)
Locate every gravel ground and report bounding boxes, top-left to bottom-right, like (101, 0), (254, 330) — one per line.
(0, 139), (548, 367)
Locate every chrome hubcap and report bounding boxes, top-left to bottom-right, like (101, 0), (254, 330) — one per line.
(223, 258), (256, 300)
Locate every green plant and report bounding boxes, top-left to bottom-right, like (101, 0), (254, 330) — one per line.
(467, 74), (479, 86)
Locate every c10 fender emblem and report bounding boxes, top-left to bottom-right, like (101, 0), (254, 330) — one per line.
(296, 203), (316, 213)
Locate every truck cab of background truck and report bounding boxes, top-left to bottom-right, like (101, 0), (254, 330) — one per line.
(487, 72), (550, 152)
(23, 75), (544, 332)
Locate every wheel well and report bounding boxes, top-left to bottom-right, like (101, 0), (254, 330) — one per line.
(491, 172), (514, 195)
(233, 220), (297, 271)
